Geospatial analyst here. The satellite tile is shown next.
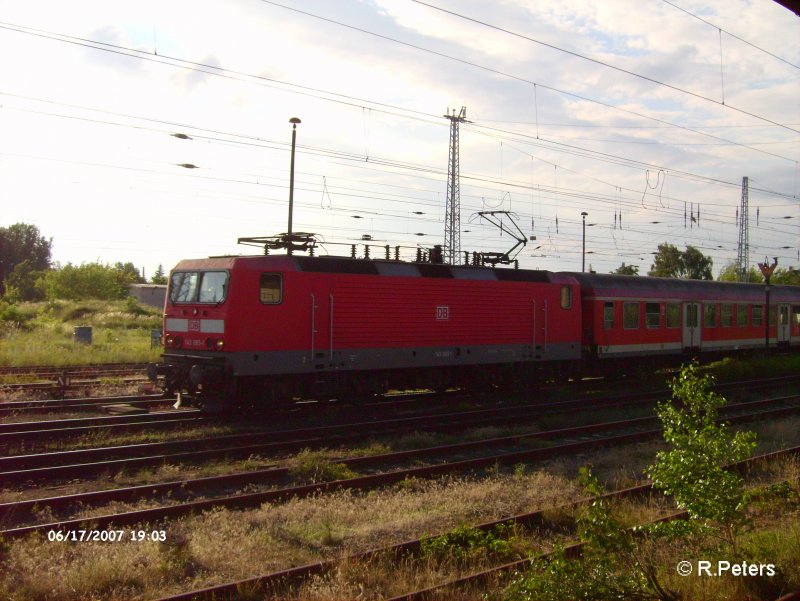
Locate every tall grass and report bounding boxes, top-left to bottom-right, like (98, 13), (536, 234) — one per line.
(0, 299), (162, 366)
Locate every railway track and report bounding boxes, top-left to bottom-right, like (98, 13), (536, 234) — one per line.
(0, 376), (800, 448)
(2, 393), (798, 538)
(0, 387), (661, 476)
(0, 408), (206, 450)
(139, 445), (797, 601)
(0, 362), (148, 378)
(0, 362), (150, 397)
(2, 372), (797, 479)
(0, 393), (172, 416)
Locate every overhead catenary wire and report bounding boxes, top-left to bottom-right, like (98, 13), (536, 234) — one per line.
(407, 0), (799, 134)
(0, 7), (795, 271)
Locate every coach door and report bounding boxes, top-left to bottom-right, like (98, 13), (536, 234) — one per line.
(777, 304), (791, 345)
(682, 303), (701, 350)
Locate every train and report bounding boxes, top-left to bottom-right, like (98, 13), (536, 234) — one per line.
(148, 252), (800, 410)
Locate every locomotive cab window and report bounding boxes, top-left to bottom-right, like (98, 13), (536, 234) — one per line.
(260, 273), (283, 304)
(560, 286), (572, 309)
(170, 271), (198, 303)
(198, 271), (228, 303)
(170, 271), (228, 304)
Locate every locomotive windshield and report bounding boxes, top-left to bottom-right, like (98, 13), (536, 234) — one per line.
(170, 270), (228, 304)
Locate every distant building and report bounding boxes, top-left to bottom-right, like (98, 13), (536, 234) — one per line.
(129, 284), (166, 308)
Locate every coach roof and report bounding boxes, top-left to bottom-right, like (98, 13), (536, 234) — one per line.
(566, 272), (800, 303)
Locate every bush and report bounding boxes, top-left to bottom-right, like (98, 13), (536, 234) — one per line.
(421, 524), (519, 564)
(39, 262), (140, 300)
(288, 449), (357, 483)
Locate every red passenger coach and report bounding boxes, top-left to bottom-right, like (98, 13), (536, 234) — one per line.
(571, 273), (800, 365)
(156, 255), (582, 408)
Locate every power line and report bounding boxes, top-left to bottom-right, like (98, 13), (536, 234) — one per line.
(660, 0), (800, 70)
(254, 0), (800, 160)
(411, 0), (799, 127)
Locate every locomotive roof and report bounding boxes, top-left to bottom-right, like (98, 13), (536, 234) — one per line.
(290, 255), (576, 283)
(566, 271), (800, 303)
(176, 254), (576, 284)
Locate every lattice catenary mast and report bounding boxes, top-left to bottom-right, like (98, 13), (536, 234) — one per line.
(443, 106), (467, 265)
(736, 176), (750, 281)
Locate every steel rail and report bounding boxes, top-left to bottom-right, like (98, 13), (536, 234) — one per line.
(149, 445), (800, 601)
(2, 402), (798, 538)
(0, 387), (652, 472)
(2, 390), (796, 485)
(0, 412), (208, 449)
(0, 362), (148, 376)
(0, 394), (172, 415)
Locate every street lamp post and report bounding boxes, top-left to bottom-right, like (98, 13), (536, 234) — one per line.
(581, 212), (588, 272)
(287, 117), (301, 255)
(758, 257), (778, 350)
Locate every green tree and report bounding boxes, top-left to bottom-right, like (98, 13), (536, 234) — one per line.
(41, 262), (134, 300)
(3, 260), (46, 302)
(646, 363), (756, 551)
(648, 243), (712, 280)
(717, 261), (762, 283)
(611, 262), (639, 276)
(505, 364), (758, 601)
(151, 264), (168, 285)
(114, 262), (145, 285)
(0, 223), (52, 295)
(771, 267), (800, 286)
(682, 246), (713, 279)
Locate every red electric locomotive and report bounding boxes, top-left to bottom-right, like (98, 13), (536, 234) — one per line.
(570, 272), (800, 368)
(152, 254), (582, 409)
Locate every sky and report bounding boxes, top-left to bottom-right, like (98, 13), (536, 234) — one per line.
(0, 0), (798, 278)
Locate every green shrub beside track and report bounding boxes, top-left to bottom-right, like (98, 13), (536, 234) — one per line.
(0, 299), (161, 367)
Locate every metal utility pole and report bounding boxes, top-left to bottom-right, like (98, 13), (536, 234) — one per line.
(758, 257), (778, 350)
(736, 176), (749, 281)
(287, 117), (301, 255)
(443, 107), (467, 265)
(581, 211), (588, 272)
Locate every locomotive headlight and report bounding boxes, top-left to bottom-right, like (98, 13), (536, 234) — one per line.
(215, 338), (225, 350)
(165, 335), (175, 348)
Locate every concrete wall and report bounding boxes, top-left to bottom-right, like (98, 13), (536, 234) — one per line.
(129, 284), (166, 308)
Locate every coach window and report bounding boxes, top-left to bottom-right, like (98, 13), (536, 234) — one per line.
(666, 303), (680, 328)
(260, 273), (283, 304)
(645, 303), (660, 328)
(736, 304), (749, 327)
(704, 304), (717, 328)
(603, 302), (615, 329)
(623, 302), (640, 329)
(721, 304), (733, 327)
(752, 305), (763, 327)
(794, 306), (800, 327)
(560, 286), (572, 309)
